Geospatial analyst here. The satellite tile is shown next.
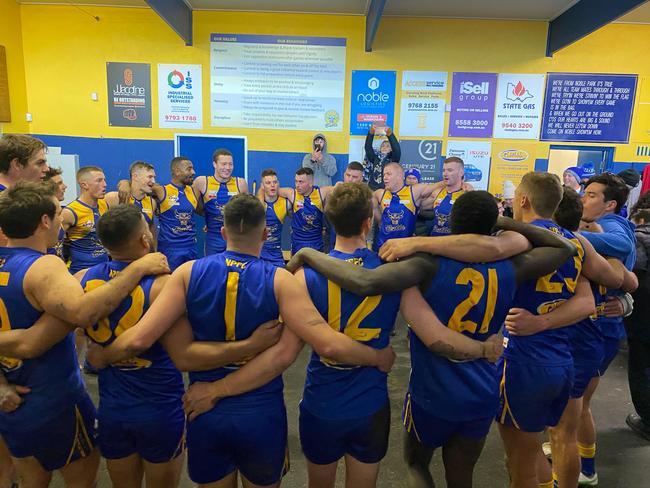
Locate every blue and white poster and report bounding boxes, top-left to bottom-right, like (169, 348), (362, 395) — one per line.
(210, 34), (346, 131)
(399, 139), (443, 183)
(541, 73), (637, 143)
(350, 70), (396, 136)
(158, 64), (202, 129)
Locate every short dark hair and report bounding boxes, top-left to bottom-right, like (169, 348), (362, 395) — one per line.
(325, 183), (373, 238)
(585, 173), (630, 213)
(296, 167), (313, 177)
(347, 161), (364, 172)
(77, 166), (104, 183)
(450, 191), (498, 236)
(170, 156), (191, 172)
(223, 194), (266, 237)
(632, 190), (650, 216)
(213, 148), (233, 162)
(97, 205), (145, 250)
(261, 169), (277, 178)
(519, 172), (563, 218)
(129, 161), (155, 177)
(44, 166), (63, 180)
(0, 181), (57, 238)
(443, 157), (465, 168)
(632, 208), (650, 224)
(553, 187), (583, 232)
(0, 134), (47, 174)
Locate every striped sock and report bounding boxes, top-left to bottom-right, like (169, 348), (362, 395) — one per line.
(578, 442), (596, 476)
(552, 472), (559, 488)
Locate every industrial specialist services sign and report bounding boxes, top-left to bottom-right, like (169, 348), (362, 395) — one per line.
(107, 62), (152, 128)
(158, 64), (202, 130)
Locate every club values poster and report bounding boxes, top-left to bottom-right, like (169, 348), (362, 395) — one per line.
(493, 74), (545, 139)
(448, 72), (498, 138)
(107, 62), (152, 128)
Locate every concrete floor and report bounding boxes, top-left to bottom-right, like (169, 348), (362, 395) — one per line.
(52, 319), (650, 487)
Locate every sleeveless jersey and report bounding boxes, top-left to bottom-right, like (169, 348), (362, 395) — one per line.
(261, 196), (290, 265)
(410, 257), (516, 421)
(128, 194), (155, 225)
(374, 185), (418, 251)
(47, 226), (65, 259)
(202, 176), (240, 254)
(292, 186), (324, 248)
(65, 198), (109, 273)
(568, 283), (608, 359)
(503, 220), (585, 366)
(186, 251), (281, 412)
(302, 248), (400, 420)
(430, 188), (465, 236)
(158, 183), (198, 248)
(0, 247), (85, 432)
(80, 261), (183, 421)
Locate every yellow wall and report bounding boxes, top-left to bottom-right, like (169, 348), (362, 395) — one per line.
(0, 0), (29, 133)
(15, 5), (650, 159)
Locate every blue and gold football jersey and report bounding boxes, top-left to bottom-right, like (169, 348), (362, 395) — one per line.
(430, 188), (465, 236)
(410, 257), (516, 421)
(0, 247), (85, 432)
(503, 219), (584, 366)
(202, 176), (240, 255)
(291, 186), (324, 252)
(158, 183), (198, 248)
(302, 248), (400, 420)
(80, 261), (184, 421)
(186, 251), (281, 412)
(374, 186), (418, 251)
(261, 196), (290, 266)
(128, 194), (156, 225)
(65, 198), (109, 274)
(47, 226), (65, 259)
(568, 283), (608, 359)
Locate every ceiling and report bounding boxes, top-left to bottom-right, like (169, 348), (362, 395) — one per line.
(15, 0), (650, 23)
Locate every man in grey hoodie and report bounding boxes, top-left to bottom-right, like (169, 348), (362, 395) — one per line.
(302, 134), (337, 188)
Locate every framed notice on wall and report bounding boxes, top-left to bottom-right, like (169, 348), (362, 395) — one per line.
(0, 46), (11, 123)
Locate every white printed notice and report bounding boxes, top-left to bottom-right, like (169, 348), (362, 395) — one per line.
(399, 71), (448, 137)
(210, 34), (346, 131)
(158, 64), (202, 129)
(493, 74), (545, 139)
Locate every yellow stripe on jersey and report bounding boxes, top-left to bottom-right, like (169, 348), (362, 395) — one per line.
(204, 176), (239, 204)
(65, 199), (108, 242)
(293, 187), (323, 213)
(160, 184), (198, 213)
(224, 272), (239, 341)
(380, 186), (417, 215)
(272, 196), (289, 224)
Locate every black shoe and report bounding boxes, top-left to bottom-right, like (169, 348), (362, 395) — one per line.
(626, 413), (650, 440)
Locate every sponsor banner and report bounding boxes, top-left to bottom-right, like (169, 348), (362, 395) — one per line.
(399, 71), (448, 137)
(445, 140), (491, 191)
(488, 142), (538, 198)
(448, 72), (498, 138)
(350, 70), (397, 136)
(158, 64), (202, 129)
(210, 33), (345, 131)
(399, 139), (442, 183)
(107, 62), (152, 127)
(541, 73), (637, 143)
(493, 74), (545, 139)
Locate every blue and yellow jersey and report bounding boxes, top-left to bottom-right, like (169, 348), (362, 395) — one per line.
(65, 198), (109, 273)
(568, 283), (608, 359)
(503, 219), (585, 366)
(430, 188), (465, 236)
(291, 186), (324, 246)
(128, 194), (155, 225)
(157, 183), (198, 248)
(186, 251), (281, 412)
(261, 196), (290, 265)
(0, 247), (85, 432)
(80, 261), (183, 421)
(202, 176), (240, 253)
(46, 226), (65, 259)
(410, 257), (516, 421)
(302, 248), (400, 420)
(0, 183), (6, 191)
(374, 185), (418, 251)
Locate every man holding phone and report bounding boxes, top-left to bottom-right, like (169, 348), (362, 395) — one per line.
(302, 134), (338, 188)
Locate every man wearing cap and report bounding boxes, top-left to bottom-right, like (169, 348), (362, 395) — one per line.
(404, 168), (422, 186)
(564, 166), (585, 194)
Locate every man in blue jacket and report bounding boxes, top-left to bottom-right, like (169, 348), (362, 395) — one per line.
(576, 172), (636, 486)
